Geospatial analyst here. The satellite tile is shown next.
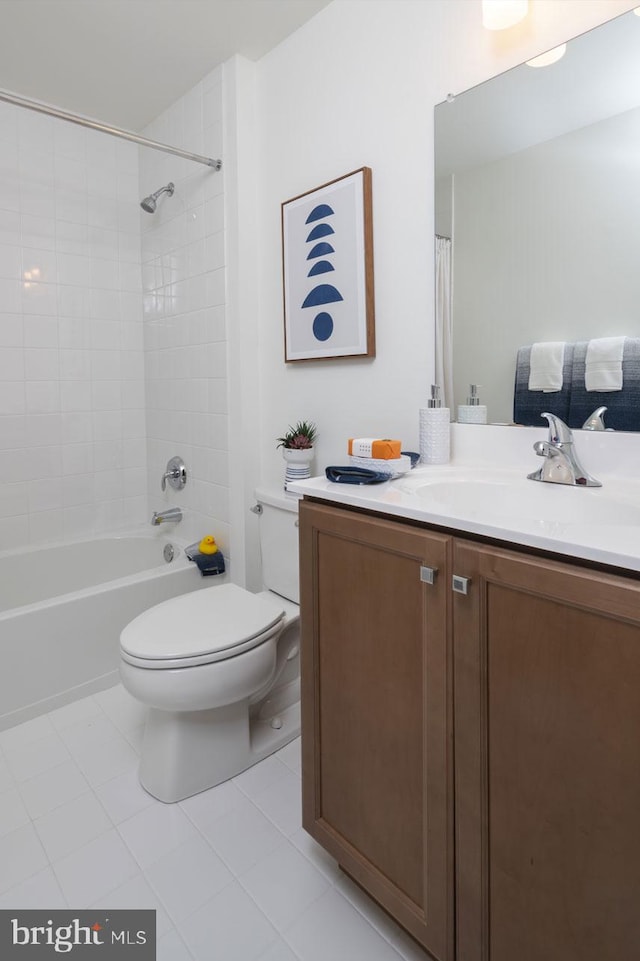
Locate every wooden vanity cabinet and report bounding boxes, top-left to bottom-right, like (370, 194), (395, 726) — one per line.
(299, 499), (454, 960)
(453, 539), (640, 961)
(300, 498), (640, 961)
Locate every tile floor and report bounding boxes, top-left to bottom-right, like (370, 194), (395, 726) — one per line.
(0, 684), (427, 960)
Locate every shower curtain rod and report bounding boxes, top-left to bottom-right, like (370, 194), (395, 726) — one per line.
(0, 88), (222, 170)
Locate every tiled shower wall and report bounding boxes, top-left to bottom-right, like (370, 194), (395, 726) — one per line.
(0, 102), (146, 549)
(141, 66), (229, 552)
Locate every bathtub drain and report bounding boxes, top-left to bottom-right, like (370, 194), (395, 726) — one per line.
(163, 543), (175, 563)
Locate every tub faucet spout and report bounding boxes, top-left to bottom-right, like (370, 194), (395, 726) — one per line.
(151, 507), (182, 525)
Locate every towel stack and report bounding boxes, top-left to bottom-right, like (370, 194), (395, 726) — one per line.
(528, 342), (565, 392)
(585, 336), (625, 391)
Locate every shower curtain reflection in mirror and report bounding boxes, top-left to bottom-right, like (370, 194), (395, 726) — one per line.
(435, 235), (453, 411)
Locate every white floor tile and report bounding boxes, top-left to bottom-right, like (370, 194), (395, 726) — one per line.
(276, 738), (302, 776)
(233, 755), (291, 801)
(52, 828), (139, 907)
(240, 842), (330, 932)
(94, 767), (156, 824)
(335, 874), (418, 953)
(4, 732), (71, 783)
(252, 769), (302, 837)
(289, 829), (342, 885)
(0, 756), (15, 793)
(157, 928), (194, 961)
(179, 880), (278, 961)
(73, 732), (138, 787)
(200, 797), (286, 876)
(123, 723), (145, 754)
(48, 695), (104, 732)
(90, 873), (173, 938)
(145, 835), (233, 923)
(283, 889), (405, 961)
(0, 786), (30, 838)
(57, 713), (121, 756)
(0, 823), (49, 896)
(118, 801), (198, 870)
(18, 759), (91, 820)
(0, 714), (55, 753)
(95, 685), (148, 733)
(0, 867), (67, 909)
(34, 791), (112, 862)
(179, 778), (246, 829)
(257, 939), (303, 961)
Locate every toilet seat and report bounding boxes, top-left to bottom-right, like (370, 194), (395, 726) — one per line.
(120, 583), (285, 670)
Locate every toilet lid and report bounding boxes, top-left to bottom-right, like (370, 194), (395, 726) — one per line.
(120, 583), (285, 663)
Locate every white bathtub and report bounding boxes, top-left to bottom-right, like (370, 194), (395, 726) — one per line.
(0, 531), (217, 731)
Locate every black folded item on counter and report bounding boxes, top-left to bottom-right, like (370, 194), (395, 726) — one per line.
(325, 466), (390, 485)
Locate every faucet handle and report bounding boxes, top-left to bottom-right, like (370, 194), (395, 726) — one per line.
(582, 406), (608, 431)
(161, 456), (187, 492)
(541, 412), (573, 445)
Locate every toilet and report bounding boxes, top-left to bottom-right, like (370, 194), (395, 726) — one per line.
(119, 487), (301, 802)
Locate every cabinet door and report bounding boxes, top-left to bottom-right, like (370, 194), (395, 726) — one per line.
(453, 539), (640, 961)
(299, 500), (453, 960)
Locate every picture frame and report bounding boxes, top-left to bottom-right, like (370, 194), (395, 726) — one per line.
(281, 167), (375, 362)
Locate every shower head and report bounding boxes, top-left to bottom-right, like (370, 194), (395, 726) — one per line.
(140, 182), (175, 213)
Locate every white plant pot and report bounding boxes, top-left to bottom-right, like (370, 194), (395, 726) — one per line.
(282, 447), (314, 489)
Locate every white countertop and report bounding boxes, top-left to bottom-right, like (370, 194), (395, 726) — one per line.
(289, 427), (640, 575)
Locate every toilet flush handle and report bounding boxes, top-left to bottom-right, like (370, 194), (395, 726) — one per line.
(250, 504), (263, 515)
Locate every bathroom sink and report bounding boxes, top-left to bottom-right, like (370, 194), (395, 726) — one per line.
(410, 478), (640, 527)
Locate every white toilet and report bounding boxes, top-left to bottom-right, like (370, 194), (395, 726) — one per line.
(119, 487), (301, 803)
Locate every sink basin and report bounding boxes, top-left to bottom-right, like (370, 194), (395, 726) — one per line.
(411, 478), (640, 526)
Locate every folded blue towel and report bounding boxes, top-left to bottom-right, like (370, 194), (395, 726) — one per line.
(325, 466), (390, 485)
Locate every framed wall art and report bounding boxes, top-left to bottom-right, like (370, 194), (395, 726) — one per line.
(281, 167), (375, 362)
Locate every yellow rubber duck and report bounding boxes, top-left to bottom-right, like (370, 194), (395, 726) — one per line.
(198, 535), (218, 555)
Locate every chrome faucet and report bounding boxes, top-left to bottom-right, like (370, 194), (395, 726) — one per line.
(528, 412), (601, 487)
(582, 405), (608, 431)
(151, 507), (183, 525)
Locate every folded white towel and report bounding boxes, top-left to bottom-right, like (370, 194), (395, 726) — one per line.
(528, 341), (565, 392)
(585, 336), (625, 391)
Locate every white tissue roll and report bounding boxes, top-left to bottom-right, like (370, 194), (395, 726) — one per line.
(419, 407), (450, 464)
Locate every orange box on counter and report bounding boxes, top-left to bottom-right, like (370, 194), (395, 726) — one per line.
(348, 438), (402, 460)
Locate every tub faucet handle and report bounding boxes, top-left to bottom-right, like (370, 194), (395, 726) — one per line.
(161, 456), (187, 492)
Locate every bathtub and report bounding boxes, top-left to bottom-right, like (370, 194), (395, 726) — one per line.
(0, 531), (218, 731)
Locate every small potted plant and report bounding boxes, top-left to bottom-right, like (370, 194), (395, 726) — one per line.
(277, 420), (317, 489)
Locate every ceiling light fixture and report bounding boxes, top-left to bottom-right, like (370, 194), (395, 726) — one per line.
(482, 0), (528, 30)
(526, 43), (567, 67)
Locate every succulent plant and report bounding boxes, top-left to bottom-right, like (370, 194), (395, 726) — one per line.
(276, 420), (317, 450)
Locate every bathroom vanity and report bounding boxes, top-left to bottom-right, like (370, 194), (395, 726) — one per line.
(293, 434), (640, 961)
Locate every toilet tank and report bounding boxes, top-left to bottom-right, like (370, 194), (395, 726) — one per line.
(255, 486), (300, 604)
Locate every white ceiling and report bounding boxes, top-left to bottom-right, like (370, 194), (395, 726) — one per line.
(0, 0), (331, 131)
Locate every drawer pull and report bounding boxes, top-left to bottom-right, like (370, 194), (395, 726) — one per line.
(420, 566), (438, 585)
(452, 574), (471, 595)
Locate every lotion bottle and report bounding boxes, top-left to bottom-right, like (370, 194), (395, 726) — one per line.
(457, 384), (487, 424)
(419, 384), (450, 465)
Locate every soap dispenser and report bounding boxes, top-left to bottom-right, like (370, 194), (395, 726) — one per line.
(457, 384), (487, 424)
(419, 384), (450, 465)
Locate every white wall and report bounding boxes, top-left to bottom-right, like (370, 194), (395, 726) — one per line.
(0, 101), (145, 549)
(248, 0), (637, 492)
(140, 69), (229, 552)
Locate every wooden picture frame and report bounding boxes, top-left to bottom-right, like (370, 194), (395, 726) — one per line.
(281, 167), (375, 362)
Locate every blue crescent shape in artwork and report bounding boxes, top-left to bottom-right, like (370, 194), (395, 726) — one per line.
(306, 223), (335, 242)
(313, 312), (334, 341)
(305, 203), (335, 224)
(307, 260), (334, 277)
(301, 284), (343, 308)
(307, 242), (335, 260)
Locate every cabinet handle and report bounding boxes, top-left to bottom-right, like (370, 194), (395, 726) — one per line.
(420, 566), (438, 585)
(452, 574), (471, 595)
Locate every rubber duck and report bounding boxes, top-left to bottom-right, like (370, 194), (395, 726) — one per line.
(199, 535), (218, 555)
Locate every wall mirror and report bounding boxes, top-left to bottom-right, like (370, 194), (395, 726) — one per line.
(435, 8), (640, 431)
